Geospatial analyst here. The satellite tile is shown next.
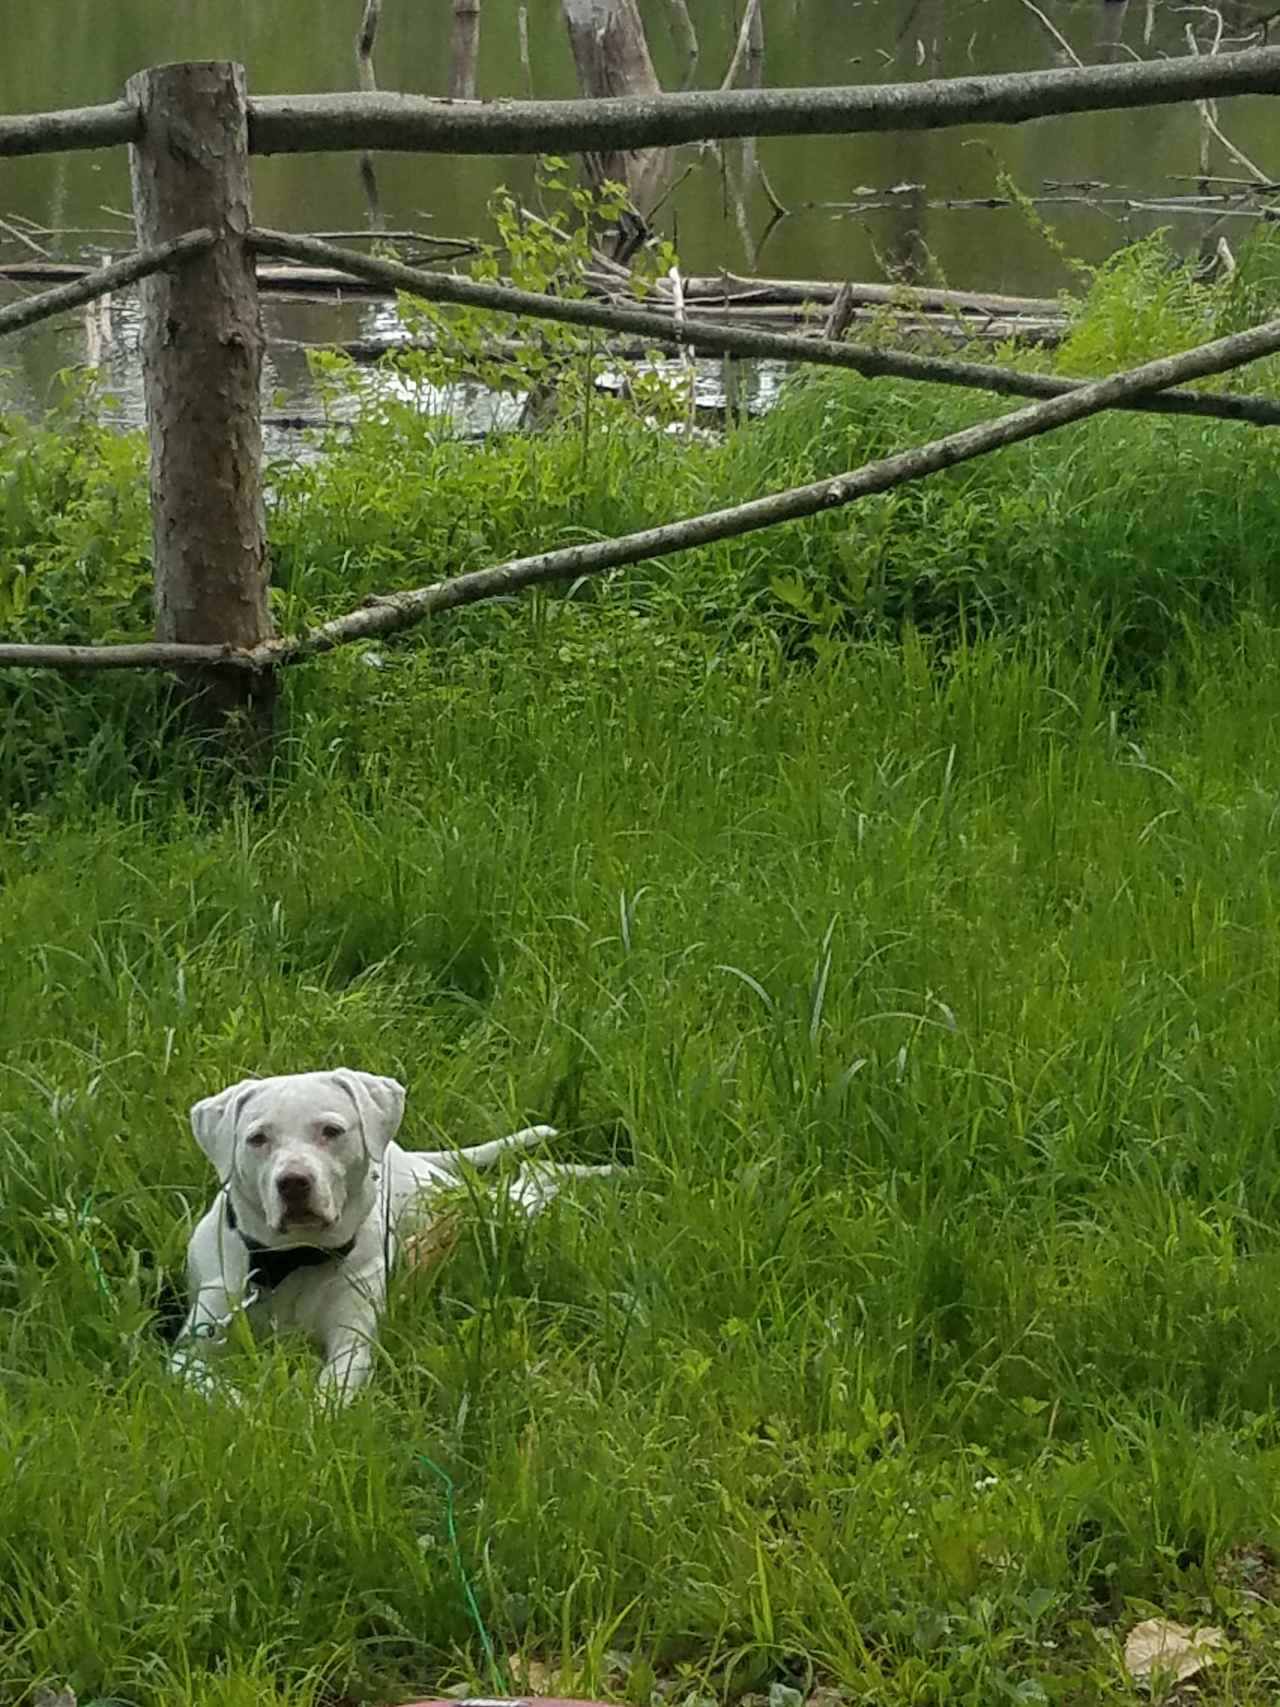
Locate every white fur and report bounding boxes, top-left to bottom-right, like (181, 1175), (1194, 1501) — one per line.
(172, 1068), (610, 1401)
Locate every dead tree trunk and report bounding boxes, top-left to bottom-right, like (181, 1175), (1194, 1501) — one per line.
(560, 0), (670, 217)
(126, 61), (274, 739)
(355, 0), (385, 225)
(449, 0), (482, 100)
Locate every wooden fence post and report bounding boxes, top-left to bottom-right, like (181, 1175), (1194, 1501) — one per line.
(126, 61), (274, 738)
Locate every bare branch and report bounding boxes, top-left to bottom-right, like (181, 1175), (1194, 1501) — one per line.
(246, 228), (1280, 427)
(0, 230), (215, 339)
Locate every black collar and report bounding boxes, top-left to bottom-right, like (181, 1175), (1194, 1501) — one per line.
(225, 1196), (357, 1290)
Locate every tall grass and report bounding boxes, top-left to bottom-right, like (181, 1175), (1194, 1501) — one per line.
(6, 233), (1280, 1704)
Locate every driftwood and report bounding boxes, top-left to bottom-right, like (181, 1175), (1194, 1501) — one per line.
(6, 306), (1280, 674)
(0, 231), (213, 338)
(0, 253), (1063, 326)
(246, 229), (1280, 428)
(668, 275), (1063, 316)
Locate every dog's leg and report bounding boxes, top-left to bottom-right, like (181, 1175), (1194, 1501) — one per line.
(169, 1283), (245, 1396)
(316, 1323), (376, 1404)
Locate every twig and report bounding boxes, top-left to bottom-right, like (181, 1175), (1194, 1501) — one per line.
(0, 643), (255, 670)
(0, 230), (214, 339)
(1018, 0), (1084, 68)
(1198, 99), (1272, 181)
(756, 162), (790, 219)
(0, 216), (50, 257)
(1167, 171), (1280, 186)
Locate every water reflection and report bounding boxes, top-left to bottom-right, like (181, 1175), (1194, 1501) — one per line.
(2, 0), (1276, 427)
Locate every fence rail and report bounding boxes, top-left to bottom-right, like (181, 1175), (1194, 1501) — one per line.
(0, 231), (213, 338)
(4, 48), (1280, 159)
(2, 53), (1279, 746)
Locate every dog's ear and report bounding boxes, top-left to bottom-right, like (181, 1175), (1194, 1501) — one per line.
(329, 1070), (406, 1158)
(189, 1077), (262, 1177)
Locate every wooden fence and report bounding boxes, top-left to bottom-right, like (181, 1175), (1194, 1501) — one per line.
(3, 51), (1280, 733)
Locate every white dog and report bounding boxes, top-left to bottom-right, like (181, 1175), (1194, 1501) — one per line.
(172, 1068), (610, 1400)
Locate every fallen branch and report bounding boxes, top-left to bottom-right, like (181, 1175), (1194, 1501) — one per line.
(8, 287), (1280, 677)
(247, 228), (1280, 427)
(671, 273), (1063, 315)
(0, 230), (215, 339)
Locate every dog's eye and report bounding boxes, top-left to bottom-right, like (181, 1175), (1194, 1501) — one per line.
(244, 1131), (269, 1149)
(320, 1123), (345, 1141)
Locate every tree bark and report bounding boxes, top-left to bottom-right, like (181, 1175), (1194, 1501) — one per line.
(127, 61), (275, 736)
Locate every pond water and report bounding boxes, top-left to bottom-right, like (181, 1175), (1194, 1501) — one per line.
(3, 0), (1276, 427)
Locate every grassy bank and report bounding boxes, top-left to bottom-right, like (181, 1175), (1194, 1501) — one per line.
(7, 234), (1280, 1704)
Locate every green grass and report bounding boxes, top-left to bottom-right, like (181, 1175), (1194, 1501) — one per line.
(8, 612), (1280, 1704)
(10, 232), (1280, 1703)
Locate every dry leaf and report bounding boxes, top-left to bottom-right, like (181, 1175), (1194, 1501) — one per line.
(505, 1653), (557, 1695)
(33, 1691), (76, 1707)
(402, 1211), (461, 1276)
(1123, 1617), (1226, 1686)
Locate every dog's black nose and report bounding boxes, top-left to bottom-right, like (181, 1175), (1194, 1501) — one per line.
(277, 1172), (312, 1205)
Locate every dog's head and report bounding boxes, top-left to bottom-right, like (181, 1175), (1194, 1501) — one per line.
(189, 1069), (405, 1242)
